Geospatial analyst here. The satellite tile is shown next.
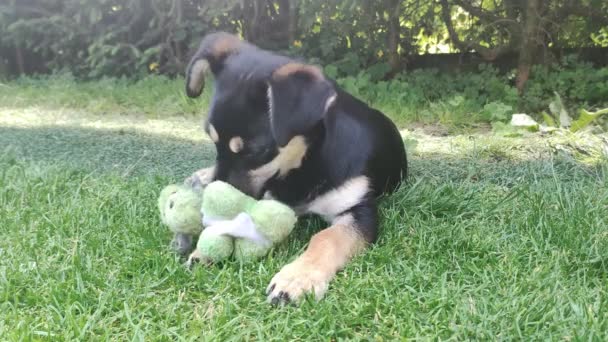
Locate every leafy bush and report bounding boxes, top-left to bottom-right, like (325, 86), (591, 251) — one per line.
(522, 56), (608, 114)
(481, 102), (513, 122)
(3, 57), (607, 129)
(329, 60), (607, 126)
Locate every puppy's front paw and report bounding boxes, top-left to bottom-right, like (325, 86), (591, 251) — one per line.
(185, 249), (213, 269)
(184, 166), (215, 189)
(184, 174), (202, 189)
(185, 249), (202, 269)
(266, 261), (329, 305)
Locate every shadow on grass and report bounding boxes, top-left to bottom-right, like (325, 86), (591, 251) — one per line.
(2, 124), (606, 266)
(0, 125), (216, 181)
(3, 123), (604, 183)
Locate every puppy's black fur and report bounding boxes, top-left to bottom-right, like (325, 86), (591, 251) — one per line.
(185, 33), (291, 195)
(184, 32), (407, 302)
(265, 67), (406, 241)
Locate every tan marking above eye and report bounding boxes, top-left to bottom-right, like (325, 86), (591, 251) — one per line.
(208, 124), (219, 142)
(209, 34), (241, 59)
(272, 63), (323, 81)
(229, 136), (244, 153)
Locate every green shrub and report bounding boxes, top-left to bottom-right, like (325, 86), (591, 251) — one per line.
(522, 56), (608, 114)
(2, 59), (607, 129)
(330, 59), (607, 126)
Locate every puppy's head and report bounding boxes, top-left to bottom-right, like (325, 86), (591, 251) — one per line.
(185, 33), (336, 198)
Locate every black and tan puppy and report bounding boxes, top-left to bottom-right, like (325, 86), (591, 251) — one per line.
(182, 32), (407, 305)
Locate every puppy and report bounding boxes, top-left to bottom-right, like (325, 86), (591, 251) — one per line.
(182, 32), (407, 305)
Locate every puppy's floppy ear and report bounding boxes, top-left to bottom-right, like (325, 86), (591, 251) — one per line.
(267, 63), (337, 147)
(185, 32), (242, 98)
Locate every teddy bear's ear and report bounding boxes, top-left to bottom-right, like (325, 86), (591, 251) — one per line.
(267, 63), (336, 147)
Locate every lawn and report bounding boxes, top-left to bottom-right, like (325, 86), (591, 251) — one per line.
(1, 85), (608, 340)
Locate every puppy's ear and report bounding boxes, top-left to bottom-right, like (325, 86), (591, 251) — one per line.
(267, 63), (336, 147)
(185, 32), (242, 98)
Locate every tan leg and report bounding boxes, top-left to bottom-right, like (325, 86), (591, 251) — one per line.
(185, 249), (202, 269)
(249, 136), (308, 192)
(185, 248), (214, 268)
(184, 165), (216, 189)
(266, 215), (367, 304)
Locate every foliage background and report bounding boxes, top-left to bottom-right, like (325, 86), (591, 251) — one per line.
(2, 3), (608, 339)
(1, 0), (607, 121)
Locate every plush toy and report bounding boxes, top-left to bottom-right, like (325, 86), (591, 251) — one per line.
(158, 184), (204, 255)
(158, 184), (204, 236)
(158, 181), (297, 264)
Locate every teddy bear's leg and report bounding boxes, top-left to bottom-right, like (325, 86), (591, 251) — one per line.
(171, 233), (196, 257)
(184, 165), (216, 189)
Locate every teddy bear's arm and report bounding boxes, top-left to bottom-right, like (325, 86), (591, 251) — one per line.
(204, 213), (271, 247)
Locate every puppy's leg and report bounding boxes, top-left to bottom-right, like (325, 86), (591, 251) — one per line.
(184, 165), (216, 189)
(266, 203), (377, 304)
(186, 248), (202, 269)
(171, 233), (196, 257)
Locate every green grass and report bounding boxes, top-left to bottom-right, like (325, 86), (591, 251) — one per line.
(0, 74), (212, 119)
(0, 74), (509, 127)
(2, 95), (608, 340)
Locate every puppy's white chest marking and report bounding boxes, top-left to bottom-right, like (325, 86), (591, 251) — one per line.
(305, 176), (370, 222)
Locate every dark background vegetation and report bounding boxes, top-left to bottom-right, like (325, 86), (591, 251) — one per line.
(1, 0), (607, 123)
(2, 3), (608, 338)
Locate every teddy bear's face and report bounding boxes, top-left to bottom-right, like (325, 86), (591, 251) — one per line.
(160, 187), (203, 236)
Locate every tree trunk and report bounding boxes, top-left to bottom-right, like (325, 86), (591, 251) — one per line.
(275, 0), (293, 49)
(15, 45), (25, 75)
(243, 0), (265, 43)
(173, 0), (184, 71)
(287, 0), (298, 45)
(516, 0), (542, 94)
(386, 0), (401, 76)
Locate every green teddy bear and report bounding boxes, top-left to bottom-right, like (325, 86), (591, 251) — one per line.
(158, 181), (297, 264)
